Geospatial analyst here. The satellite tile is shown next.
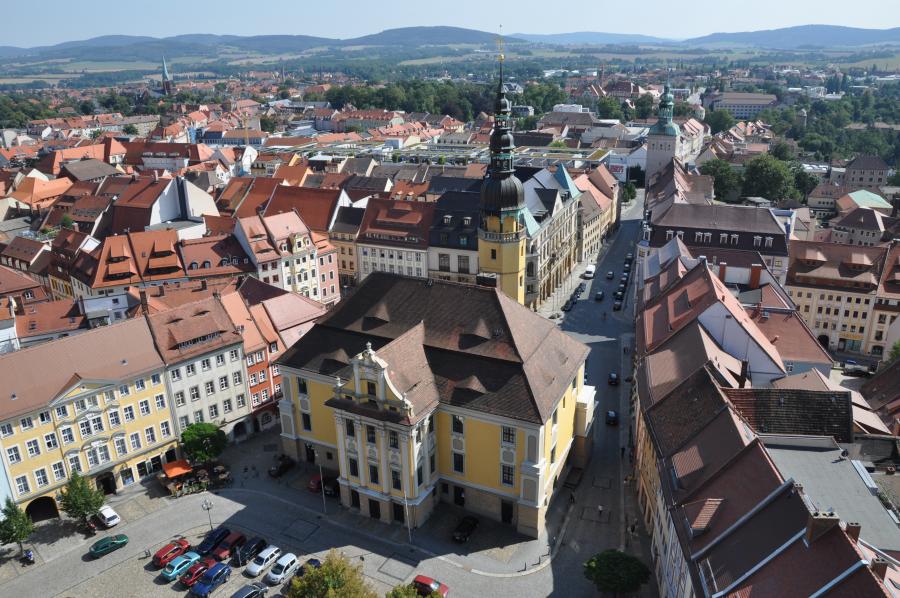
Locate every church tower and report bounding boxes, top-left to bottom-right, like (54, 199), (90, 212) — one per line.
(645, 86), (681, 187)
(478, 50), (527, 305)
(161, 57), (173, 96)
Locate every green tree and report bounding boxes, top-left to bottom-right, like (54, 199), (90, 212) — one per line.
(79, 101), (94, 115)
(548, 140), (567, 148)
(769, 141), (795, 161)
(584, 550), (651, 596)
(58, 471), (105, 524)
(700, 159), (743, 202)
(634, 94), (655, 119)
(622, 181), (637, 202)
(385, 585), (440, 598)
(288, 549), (377, 598)
(516, 115), (538, 130)
(595, 97), (624, 120)
(122, 124), (138, 135)
(793, 167), (819, 203)
(888, 172), (900, 186)
(260, 116), (277, 133)
(890, 341), (900, 362)
(704, 109), (735, 134)
(742, 154), (796, 201)
(0, 498), (34, 555)
(60, 214), (75, 229)
(181, 423), (227, 463)
(90, 129), (103, 139)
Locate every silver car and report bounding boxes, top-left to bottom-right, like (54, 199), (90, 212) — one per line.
(245, 545), (280, 577)
(265, 553), (298, 585)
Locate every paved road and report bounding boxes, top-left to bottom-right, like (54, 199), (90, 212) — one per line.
(1, 195), (652, 598)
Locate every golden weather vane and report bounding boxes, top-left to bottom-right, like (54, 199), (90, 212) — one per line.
(496, 25), (505, 63)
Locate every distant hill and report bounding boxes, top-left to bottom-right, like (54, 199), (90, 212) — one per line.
(346, 26), (521, 47)
(512, 32), (671, 45)
(684, 25), (900, 48)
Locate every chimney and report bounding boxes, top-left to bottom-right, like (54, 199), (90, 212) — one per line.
(844, 522), (861, 544)
(738, 360), (749, 388)
(698, 255), (707, 265)
(805, 511), (841, 544)
(139, 289), (148, 316)
(871, 557), (889, 581)
(718, 261), (727, 281)
(158, 285), (165, 297)
(749, 263), (763, 290)
(200, 279), (207, 291)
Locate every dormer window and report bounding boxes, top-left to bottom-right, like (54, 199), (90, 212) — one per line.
(189, 262), (198, 270)
(443, 215), (452, 225)
(463, 217), (471, 226)
(202, 260), (211, 268)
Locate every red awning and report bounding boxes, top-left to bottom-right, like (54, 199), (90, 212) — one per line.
(162, 459), (192, 478)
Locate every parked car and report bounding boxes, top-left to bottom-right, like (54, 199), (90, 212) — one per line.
(624, 262), (631, 272)
(294, 558), (322, 580)
(613, 300), (623, 311)
(265, 553), (298, 585)
(308, 474), (339, 497)
(626, 252), (634, 263)
(268, 456), (295, 478)
(89, 534), (128, 558)
(620, 274), (629, 284)
(608, 372), (619, 386)
(583, 265), (596, 279)
(412, 575), (450, 597)
(594, 291), (604, 301)
(154, 538), (191, 568)
(614, 291), (624, 300)
(234, 536), (268, 567)
(212, 532), (246, 562)
(181, 557), (217, 587)
(245, 545), (281, 577)
(561, 301), (573, 312)
(163, 551), (202, 581)
(452, 516), (479, 543)
(606, 410), (619, 426)
(96, 505), (121, 528)
(192, 562), (231, 597)
(617, 283), (626, 293)
(606, 271), (615, 279)
(230, 583), (268, 598)
(197, 527), (231, 556)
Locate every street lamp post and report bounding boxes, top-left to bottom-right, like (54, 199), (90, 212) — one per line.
(314, 449), (327, 515)
(201, 498), (214, 532)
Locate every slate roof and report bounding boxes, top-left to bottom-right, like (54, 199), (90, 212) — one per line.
(277, 273), (589, 424)
(725, 388), (854, 442)
(60, 158), (119, 182)
(429, 192), (480, 250)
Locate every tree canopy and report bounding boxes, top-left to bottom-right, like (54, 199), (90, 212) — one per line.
(181, 423), (227, 463)
(704, 109), (736, 134)
(58, 471), (105, 523)
(288, 549), (377, 598)
(0, 497), (34, 555)
(700, 159), (743, 202)
(584, 549), (651, 595)
(742, 154), (797, 201)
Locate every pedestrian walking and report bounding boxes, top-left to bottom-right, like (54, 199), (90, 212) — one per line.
(620, 446), (625, 459)
(569, 492), (576, 505)
(597, 504), (604, 519)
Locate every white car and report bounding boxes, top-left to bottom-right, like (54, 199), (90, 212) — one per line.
(97, 505), (120, 528)
(265, 553), (298, 585)
(245, 545), (280, 577)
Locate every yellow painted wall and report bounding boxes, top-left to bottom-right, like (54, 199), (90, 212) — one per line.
(542, 364), (583, 488)
(478, 214), (526, 304)
(3, 370), (176, 506)
(293, 376), (337, 447)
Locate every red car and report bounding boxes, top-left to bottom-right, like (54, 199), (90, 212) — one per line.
(412, 575), (449, 597)
(153, 539), (191, 568)
(179, 557), (216, 587)
(211, 531), (245, 561)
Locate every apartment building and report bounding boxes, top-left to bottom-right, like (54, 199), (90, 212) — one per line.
(330, 206), (364, 287)
(277, 273), (594, 538)
(786, 241), (889, 356)
(0, 319), (178, 520)
(427, 192), (480, 284)
(356, 198), (436, 282)
(146, 297), (252, 440)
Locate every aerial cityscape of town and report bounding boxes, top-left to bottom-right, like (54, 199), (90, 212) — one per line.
(1, 2), (900, 596)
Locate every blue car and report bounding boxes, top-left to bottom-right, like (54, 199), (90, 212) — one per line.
(191, 562), (231, 597)
(294, 557), (321, 580)
(163, 551), (201, 581)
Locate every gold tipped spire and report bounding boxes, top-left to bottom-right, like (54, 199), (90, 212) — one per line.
(496, 25), (505, 63)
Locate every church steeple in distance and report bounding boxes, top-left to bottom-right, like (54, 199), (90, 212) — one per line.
(478, 30), (527, 306)
(161, 56), (173, 96)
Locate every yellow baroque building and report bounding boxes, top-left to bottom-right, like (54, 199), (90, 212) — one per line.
(277, 273), (595, 538)
(0, 318), (178, 521)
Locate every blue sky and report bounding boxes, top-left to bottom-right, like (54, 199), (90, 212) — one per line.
(5, 0), (899, 47)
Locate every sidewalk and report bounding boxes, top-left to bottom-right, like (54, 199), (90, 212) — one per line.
(217, 430), (572, 577)
(537, 244), (614, 320)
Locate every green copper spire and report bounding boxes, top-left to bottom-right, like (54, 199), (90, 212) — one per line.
(649, 85), (679, 137)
